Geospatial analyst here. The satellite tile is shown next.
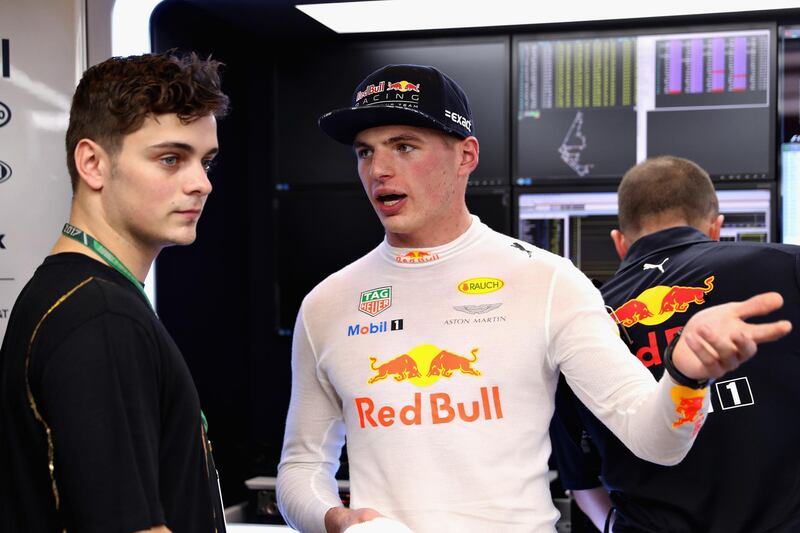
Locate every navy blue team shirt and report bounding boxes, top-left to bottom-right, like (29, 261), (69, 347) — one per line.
(550, 226), (800, 533)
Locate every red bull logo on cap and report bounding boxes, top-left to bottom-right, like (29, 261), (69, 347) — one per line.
(356, 82), (385, 102)
(359, 286), (392, 317)
(395, 250), (440, 264)
(611, 276), (715, 328)
(387, 80), (420, 92)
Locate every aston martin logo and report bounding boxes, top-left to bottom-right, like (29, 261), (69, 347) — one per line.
(453, 303), (503, 315)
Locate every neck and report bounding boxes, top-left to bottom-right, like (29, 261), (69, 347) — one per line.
(387, 210), (473, 248)
(52, 207), (156, 282)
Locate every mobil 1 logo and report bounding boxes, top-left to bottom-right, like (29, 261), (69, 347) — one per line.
(347, 318), (404, 337)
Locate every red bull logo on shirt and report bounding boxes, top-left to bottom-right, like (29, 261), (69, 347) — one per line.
(395, 250), (440, 264)
(611, 276), (715, 328)
(356, 344), (502, 428)
(366, 345), (481, 386)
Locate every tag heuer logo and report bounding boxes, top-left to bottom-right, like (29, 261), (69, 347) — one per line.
(359, 286), (392, 317)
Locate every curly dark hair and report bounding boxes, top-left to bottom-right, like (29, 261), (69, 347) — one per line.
(65, 51), (230, 191)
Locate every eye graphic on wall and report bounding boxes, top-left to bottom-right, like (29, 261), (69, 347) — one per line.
(0, 161), (12, 184)
(0, 101), (10, 127)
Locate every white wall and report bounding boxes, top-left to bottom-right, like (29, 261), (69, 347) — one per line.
(0, 0), (87, 340)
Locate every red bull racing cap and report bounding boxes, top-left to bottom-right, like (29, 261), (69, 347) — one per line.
(318, 64), (475, 144)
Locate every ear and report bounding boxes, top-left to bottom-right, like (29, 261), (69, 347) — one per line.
(611, 229), (630, 260)
(707, 214), (724, 241)
(456, 136), (480, 179)
(74, 139), (110, 191)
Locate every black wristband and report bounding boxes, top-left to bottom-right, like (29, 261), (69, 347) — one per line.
(662, 329), (709, 390)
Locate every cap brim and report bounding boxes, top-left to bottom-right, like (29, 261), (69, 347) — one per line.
(319, 105), (467, 145)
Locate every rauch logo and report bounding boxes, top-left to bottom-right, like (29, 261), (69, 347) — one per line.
(457, 277), (504, 295)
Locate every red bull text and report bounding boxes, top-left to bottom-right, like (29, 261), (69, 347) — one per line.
(355, 386), (503, 428)
(395, 250), (440, 264)
(358, 346), (501, 427)
(356, 82), (385, 102)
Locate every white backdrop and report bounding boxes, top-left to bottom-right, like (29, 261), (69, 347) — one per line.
(0, 0), (84, 340)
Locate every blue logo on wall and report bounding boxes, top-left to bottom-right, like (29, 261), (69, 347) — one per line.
(0, 101), (9, 127)
(0, 161), (11, 184)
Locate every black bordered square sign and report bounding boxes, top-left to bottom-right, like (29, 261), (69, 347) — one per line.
(714, 377), (754, 410)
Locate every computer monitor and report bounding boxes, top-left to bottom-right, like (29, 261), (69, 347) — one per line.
(516, 190), (620, 281)
(515, 185), (773, 282)
(780, 144), (800, 244)
(779, 26), (800, 245)
(514, 24), (775, 183)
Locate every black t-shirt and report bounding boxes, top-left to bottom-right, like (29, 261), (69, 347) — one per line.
(550, 227), (800, 532)
(0, 253), (224, 532)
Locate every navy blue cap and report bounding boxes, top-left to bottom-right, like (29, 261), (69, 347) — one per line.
(318, 64), (475, 145)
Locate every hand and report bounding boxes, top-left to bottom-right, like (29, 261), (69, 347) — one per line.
(325, 506), (384, 533)
(672, 292), (792, 380)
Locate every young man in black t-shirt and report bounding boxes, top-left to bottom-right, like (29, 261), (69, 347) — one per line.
(0, 53), (229, 532)
(550, 156), (800, 532)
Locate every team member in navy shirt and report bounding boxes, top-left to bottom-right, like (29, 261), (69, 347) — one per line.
(551, 155), (800, 532)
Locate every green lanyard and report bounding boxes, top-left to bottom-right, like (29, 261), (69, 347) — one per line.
(61, 223), (210, 435)
(61, 223), (152, 310)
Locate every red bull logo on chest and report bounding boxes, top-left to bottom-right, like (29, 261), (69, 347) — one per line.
(611, 276), (715, 328)
(366, 345), (481, 386)
(356, 344), (503, 429)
